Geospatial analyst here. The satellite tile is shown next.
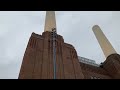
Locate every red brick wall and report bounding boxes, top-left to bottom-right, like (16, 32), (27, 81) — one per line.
(80, 53), (120, 79)
(102, 54), (120, 79)
(19, 32), (84, 79)
(19, 32), (120, 79)
(19, 31), (120, 79)
(80, 62), (111, 79)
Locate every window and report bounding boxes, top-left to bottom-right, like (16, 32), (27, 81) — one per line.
(91, 76), (94, 79)
(98, 77), (101, 79)
(91, 76), (101, 79)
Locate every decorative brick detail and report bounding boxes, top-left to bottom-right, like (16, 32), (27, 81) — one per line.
(103, 54), (120, 79)
(19, 32), (120, 79)
(19, 32), (84, 79)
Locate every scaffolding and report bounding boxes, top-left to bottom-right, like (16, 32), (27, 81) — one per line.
(51, 28), (57, 79)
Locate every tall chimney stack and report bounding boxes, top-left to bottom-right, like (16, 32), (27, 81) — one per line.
(92, 25), (117, 58)
(44, 11), (56, 32)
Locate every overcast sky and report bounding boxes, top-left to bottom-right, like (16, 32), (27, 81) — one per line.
(0, 11), (120, 79)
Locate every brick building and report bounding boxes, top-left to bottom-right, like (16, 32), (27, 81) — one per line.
(18, 11), (120, 79)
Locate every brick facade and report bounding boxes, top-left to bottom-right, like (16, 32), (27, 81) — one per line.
(19, 32), (120, 79)
(19, 32), (84, 79)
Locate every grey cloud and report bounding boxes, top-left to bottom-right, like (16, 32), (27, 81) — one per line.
(0, 11), (120, 78)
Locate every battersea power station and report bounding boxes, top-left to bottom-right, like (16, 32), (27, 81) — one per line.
(19, 11), (120, 79)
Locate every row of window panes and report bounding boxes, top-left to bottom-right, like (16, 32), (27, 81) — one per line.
(80, 57), (96, 63)
(81, 58), (94, 63)
(91, 76), (101, 79)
